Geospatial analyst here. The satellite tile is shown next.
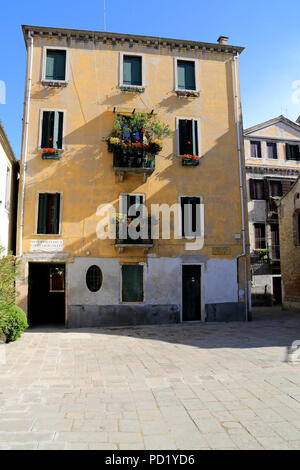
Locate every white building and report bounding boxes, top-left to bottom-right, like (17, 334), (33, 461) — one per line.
(244, 116), (300, 305)
(0, 120), (18, 254)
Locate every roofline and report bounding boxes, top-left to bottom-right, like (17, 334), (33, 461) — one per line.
(21, 25), (244, 54)
(0, 120), (17, 165)
(244, 115), (300, 136)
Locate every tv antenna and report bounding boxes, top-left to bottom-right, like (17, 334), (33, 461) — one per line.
(104, 0), (107, 31)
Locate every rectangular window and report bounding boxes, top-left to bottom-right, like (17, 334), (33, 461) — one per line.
(123, 55), (142, 86)
(267, 142), (277, 159)
(181, 196), (201, 237)
(250, 141), (262, 158)
(41, 111), (63, 149)
(45, 49), (66, 81)
(5, 167), (11, 211)
(254, 223), (266, 249)
(121, 265), (144, 302)
(286, 143), (300, 161)
(49, 266), (65, 292)
(177, 60), (196, 91)
(249, 179), (264, 200)
(178, 119), (199, 156)
(37, 193), (61, 234)
(270, 181), (282, 197)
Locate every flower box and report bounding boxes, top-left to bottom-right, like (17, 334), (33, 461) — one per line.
(42, 149), (61, 160)
(120, 85), (145, 93)
(182, 156), (200, 166)
(41, 81), (68, 88)
(175, 90), (200, 98)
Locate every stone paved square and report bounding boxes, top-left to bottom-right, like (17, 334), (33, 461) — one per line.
(0, 307), (300, 450)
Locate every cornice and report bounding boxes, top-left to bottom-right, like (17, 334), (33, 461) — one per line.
(21, 25), (244, 55)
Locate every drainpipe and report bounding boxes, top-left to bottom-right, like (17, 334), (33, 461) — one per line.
(233, 52), (249, 321)
(19, 31), (33, 257)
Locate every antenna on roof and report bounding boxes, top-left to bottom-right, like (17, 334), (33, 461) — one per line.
(104, 0), (107, 31)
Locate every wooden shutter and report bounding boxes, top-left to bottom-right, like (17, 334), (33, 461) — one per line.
(37, 193), (48, 234)
(123, 56), (142, 86)
(46, 50), (66, 81)
(41, 112), (54, 148)
(249, 179), (255, 200)
(177, 61), (196, 90)
(179, 120), (193, 155)
(122, 265), (143, 302)
(286, 143), (291, 160)
(53, 193), (60, 234)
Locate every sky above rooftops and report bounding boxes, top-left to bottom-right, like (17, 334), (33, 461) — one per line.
(1, 0), (300, 157)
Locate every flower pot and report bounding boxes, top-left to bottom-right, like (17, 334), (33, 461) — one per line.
(182, 158), (200, 166)
(42, 150), (60, 160)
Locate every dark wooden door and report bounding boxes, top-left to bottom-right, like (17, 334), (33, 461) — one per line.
(182, 265), (201, 321)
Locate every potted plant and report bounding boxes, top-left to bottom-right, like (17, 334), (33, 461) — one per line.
(182, 154), (200, 166)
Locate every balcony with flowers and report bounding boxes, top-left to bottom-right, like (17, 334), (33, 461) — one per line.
(104, 113), (171, 181)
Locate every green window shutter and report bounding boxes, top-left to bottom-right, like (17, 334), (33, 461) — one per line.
(177, 61), (196, 90)
(37, 193), (48, 234)
(45, 53), (55, 80)
(122, 265), (144, 302)
(46, 50), (66, 81)
(41, 112), (54, 148)
(123, 56), (142, 86)
(57, 112), (63, 149)
(53, 193), (60, 234)
(53, 112), (59, 150)
(179, 120), (193, 155)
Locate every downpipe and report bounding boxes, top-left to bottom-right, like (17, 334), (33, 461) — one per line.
(19, 31), (33, 257)
(233, 53), (250, 321)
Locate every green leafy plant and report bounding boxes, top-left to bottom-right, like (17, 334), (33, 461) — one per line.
(0, 246), (26, 343)
(0, 247), (20, 312)
(0, 306), (28, 343)
(104, 113), (172, 156)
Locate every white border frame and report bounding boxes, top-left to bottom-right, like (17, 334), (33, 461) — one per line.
(120, 262), (146, 304)
(41, 46), (69, 84)
(181, 263), (204, 322)
(34, 190), (63, 236)
(176, 117), (201, 157)
(174, 57), (199, 93)
(38, 108), (66, 150)
(119, 52), (145, 89)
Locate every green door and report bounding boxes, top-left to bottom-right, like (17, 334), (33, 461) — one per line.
(182, 265), (201, 321)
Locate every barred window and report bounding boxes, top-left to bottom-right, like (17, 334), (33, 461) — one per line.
(86, 265), (102, 292)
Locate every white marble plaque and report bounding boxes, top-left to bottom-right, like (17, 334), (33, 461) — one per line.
(30, 239), (64, 252)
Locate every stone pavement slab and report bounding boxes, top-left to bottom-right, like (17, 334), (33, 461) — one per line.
(0, 307), (300, 450)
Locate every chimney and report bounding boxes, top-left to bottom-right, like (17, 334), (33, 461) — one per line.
(217, 36), (229, 45)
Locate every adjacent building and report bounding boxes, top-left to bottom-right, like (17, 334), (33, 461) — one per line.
(16, 25), (250, 327)
(244, 116), (300, 305)
(0, 120), (18, 254)
(278, 177), (300, 311)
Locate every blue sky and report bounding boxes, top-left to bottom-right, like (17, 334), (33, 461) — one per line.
(1, 0), (300, 157)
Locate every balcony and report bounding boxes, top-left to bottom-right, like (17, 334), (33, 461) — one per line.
(113, 147), (155, 182)
(115, 216), (153, 253)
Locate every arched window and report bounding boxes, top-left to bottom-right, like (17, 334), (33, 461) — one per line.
(86, 265), (102, 292)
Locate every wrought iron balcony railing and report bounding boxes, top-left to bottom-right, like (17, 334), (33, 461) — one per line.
(115, 216), (153, 253)
(113, 148), (155, 182)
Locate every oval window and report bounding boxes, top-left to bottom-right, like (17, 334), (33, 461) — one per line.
(86, 265), (102, 292)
